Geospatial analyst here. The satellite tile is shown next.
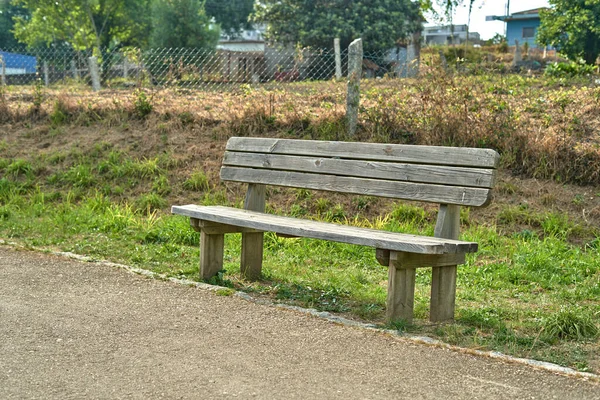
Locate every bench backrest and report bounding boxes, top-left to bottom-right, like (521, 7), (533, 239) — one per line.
(221, 137), (499, 207)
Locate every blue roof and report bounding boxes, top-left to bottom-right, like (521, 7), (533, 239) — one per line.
(0, 51), (37, 73)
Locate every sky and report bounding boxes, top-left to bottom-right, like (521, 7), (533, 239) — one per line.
(425, 0), (551, 40)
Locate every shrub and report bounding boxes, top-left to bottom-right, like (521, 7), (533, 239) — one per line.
(132, 89), (153, 118)
(545, 61), (597, 78)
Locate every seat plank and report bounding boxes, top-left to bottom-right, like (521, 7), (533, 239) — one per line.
(223, 151), (496, 188)
(226, 137), (500, 168)
(220, 167), (492, 207)
(171, 205), (478, 255)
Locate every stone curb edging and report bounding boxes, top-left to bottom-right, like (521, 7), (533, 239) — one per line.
(1, 241), (599, 384)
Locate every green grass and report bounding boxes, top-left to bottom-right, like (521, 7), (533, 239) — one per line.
(0, 180), (598, 372)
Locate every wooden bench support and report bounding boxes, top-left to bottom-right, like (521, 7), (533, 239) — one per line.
(385, 250), (466, 323)
(200, 231), (224, 280)
(430, 266), (457, 322)
(386, 259), (416, 323)
(240, 184), (266, 280)
(430, 204), (461, 322)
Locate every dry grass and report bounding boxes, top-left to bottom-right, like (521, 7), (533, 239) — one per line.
(1, 69), (600, 186)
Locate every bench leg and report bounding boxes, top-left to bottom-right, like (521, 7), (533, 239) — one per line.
(241, 232), (263, 280)
(430, 265), (457, 322)
(200, 231), (224, 280)
(386, 258), (416, 324)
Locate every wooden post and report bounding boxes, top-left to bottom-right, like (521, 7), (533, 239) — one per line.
(241, 183), (266, 280)
(512, 40), (522, 66)
(70, 60), (79, 79)
(200, 231), (225, 280)
(430, 204), (461, 322)
(88, 56), (101, 91)
(386, 254), (416, 324)
(407, 31), (421, 78)
(334, 38), (342, 80)
(43, 61), (49, 87)
(346, 38), (362, 137)
(439, 50), (449, 72)
(123, 55), (129, 79)
(0, 55), (5, 86)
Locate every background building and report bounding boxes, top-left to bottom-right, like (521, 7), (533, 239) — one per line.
(495, 8), (547, 48)
(423, 25), (481, 46)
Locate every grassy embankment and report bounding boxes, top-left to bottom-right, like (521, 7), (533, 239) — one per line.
(1, 70), (599, 372)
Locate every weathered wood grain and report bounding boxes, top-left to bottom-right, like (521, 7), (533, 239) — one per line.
(220, 167), (492, 207)
(171, 205), (478, 254)
(192, 219), (261, 234)
(223, 152), (496, 188)
(200, 231), (224, 280)
(390, 252), (465, 269)
(226, 137), (500, 168)
(430, 204), (461, 322)
(386, 262), (416, 323)
(241, 184), (265, 280)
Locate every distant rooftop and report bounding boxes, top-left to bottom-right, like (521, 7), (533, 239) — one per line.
(497, 7), (548, 22)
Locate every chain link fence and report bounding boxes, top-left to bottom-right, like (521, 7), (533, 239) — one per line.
(0, 45), (418, 92)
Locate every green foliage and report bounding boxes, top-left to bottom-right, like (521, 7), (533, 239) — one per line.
(50, 99), (69, 126)
(204, 0), (254, 36)
(537, 0), (600, 65)
(183, 170), (209, 191)
(31, 79), (44, 110)
(254, 0), (422, 52)
(13, 0), (151, 51)
(0, 0), (28, 48)
(132, 90), (153, 119)
(63, 164), (96, 188)
(135, 193), (167, 213)
(543, 307), (599, 342)
(545, 61), (597, 78)
(149, 0), (219, 48)
(6, 159), (33, 176)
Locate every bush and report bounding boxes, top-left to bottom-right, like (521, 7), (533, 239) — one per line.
(545, 61), (597, 78)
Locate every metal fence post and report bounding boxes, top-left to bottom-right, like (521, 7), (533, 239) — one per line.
(334, 38), (342, 80)
(88, 56), (101, 91)
(43, 61), (49, 86)
(346, 38), (362, 137)
(0, 55), (6, 86)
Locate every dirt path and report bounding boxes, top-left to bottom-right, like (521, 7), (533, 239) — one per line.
(0, 246), (598, 399)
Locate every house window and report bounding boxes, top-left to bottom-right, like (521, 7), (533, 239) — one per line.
(522, 27), (535, 38)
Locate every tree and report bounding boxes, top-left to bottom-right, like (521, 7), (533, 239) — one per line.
(537, 0), (600, 65)
(253, 0), (422, 52)
(205, 0), (254, 37)
(12, 0), (151, 52)
(0, 0), (28, 49)
(150, 0), (219, 48)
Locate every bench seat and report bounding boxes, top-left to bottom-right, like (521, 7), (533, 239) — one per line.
(172, 205), (478, 255)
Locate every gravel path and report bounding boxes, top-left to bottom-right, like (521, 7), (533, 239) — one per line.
(1, 246), (598, 399)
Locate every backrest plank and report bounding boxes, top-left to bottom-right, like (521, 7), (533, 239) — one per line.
(222, 137), (500, 207)
(223, 151), (496, 188)
(226, 137), (500, 169)
(221, 166), (492, 207)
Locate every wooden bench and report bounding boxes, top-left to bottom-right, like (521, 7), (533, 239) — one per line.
(172, 137), (499, 323)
